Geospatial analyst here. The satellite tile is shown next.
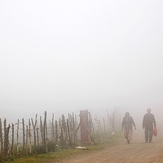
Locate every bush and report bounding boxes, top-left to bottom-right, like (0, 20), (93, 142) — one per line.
(34, 141), (56, 154)
(0, 155), (15, 163)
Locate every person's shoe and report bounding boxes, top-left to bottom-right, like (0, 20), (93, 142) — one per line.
(149, 140), (152, 143)
(127, 140), (130, 144)
(145, 141), (148, 143)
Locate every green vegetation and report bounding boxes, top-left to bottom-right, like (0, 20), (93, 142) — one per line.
(1, 132), (123, 163)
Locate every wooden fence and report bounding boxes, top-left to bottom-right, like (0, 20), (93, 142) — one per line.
(0, 111), (80, 157)
(0, 110), (120, 159)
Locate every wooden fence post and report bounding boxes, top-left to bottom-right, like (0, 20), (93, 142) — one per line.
(16, 119), (19, 156)
(22, 118), (25, 155)
(51, 113), (55, 142)
(0, 118), (3, 156)
(61, 115), (67, 148)
(4, 119), (10, 156)
(55, 120), (58, 144)
(31, 114), (37, 152)
(36, 127), (39, 145)
(59, 118), (63, 148)
(10, 123), (14, 155)
(103, 118), (106, 135)
(74, 114), (77, 144)
(3, 119), (6, 156)
(40, 116), (43, 143)
(25, 125), (28, 156)
(80, 110), (89, 144)
(28, 119), (32, 154)
(43, 111), (48, 152)
(67, 119), (71, 146)
(72, 113), (77, 145)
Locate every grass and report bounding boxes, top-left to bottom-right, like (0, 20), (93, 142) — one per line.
(3, 148), (91, 163)
(3, 132), (123, 163)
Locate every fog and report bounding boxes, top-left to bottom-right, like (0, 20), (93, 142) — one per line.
(0, 1), (163, 128)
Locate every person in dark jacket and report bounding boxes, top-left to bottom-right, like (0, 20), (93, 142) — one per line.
(122, 112), (136, 144)
(142, 108), (156, 143)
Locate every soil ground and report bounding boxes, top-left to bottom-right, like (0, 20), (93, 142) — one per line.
(55, 129), (163, 163)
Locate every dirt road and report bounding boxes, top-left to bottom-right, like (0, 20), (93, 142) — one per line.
(56, 130), (163, 163)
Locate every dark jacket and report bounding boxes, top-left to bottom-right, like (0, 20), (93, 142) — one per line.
(142, 113), (156, 128)
(122, 116), (136, 130)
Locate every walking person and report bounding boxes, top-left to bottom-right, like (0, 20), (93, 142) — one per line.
(122, 112), (136, 144)
(142, 108), (156, 143)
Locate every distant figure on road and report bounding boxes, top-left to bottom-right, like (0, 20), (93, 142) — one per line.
(122, 112), (136, 144)
(142, 108), (156, 143)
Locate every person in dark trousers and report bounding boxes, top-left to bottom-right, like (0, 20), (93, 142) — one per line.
(122, 112), (136, 144)
(142, 108), (156, 143)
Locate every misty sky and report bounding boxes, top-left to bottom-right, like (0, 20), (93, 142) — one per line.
(0, 1), (163, 122)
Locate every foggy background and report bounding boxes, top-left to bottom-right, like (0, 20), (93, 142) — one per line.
(0, 0), (163, 130)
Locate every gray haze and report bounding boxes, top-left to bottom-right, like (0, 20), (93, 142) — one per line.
(0, 1), (163, 123)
